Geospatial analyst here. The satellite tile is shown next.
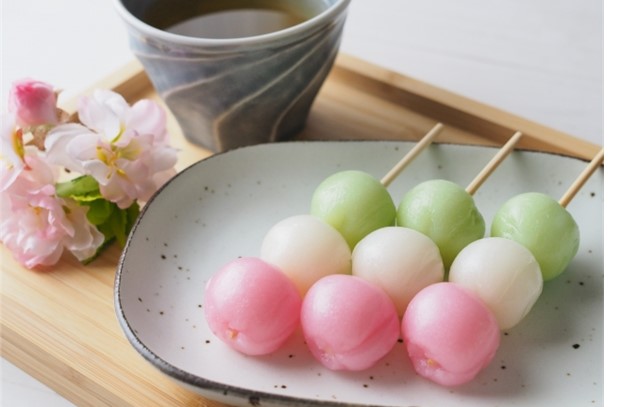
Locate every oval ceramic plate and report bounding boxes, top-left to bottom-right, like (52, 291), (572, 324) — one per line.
(115, 141), (603, 407)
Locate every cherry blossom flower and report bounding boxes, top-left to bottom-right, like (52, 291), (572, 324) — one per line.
(0, 154), (104, 269)
(45, 90), (177, 209)
(8, 79), (59, 128)
(2, 80), (177, 269)
(1, 113), (27, 190)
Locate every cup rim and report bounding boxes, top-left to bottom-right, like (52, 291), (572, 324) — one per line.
(112, 0), (351, 47)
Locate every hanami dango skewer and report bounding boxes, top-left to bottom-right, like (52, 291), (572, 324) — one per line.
(395, 132), (524, 386)
(400, 147), (603, 388)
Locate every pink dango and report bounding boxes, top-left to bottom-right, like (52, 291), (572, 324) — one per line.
(352, 226), (444, 316)
(449, 237), (543, 330)
(401, 282), (500, 387)
(203, 257), (302, 356)
(301, 274), (400, 371)
(260, 214), (351, 296)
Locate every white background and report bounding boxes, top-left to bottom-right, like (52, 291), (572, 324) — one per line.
(0, 0), (611, 406)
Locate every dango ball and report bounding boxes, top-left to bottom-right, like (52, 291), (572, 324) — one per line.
(310, 170), (396, 249)
(301, 274), (400, 371)
(396, 179), (485, 270)
(401, 282), (500, 387)
(260, 214), (351, 295)
(449, 237), (543, 329)
(491, 192), (580, 281)
(352, 226), (444, 316)
(203, 257), (302, 356)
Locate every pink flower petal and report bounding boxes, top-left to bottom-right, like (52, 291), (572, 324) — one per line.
(45, 123), (97, 173)
(78, 90), (127, 142)
(127, 99), (168, 142)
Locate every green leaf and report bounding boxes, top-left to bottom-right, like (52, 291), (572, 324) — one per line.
(95, 205), (124, 246)
(84, 199), (114, 226)
(56, 175), (102, 202)
(93, 202), (140, 249)
(125, 202), (140, 234)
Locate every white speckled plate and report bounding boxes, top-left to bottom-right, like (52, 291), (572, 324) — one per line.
(114, 141), (604, 407)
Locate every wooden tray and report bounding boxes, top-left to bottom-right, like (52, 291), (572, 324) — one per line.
(1, 54), (602, 407)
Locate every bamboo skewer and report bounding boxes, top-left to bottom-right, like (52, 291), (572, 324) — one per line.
(558, 148), (604, 208)
(379, 127), (600, 207)
(465, 131), (523, 195)
(381, 122), (444, 187)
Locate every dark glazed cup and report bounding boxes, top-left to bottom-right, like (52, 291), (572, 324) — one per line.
(112, 0), (350, 152)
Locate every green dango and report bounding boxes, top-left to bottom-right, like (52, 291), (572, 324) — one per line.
(396, 179), (485, 269)
(491, 148), (603, 281)
(491, 192), (579, 281)
(396, 131), (523, 270)
(310, 170), (396, 250)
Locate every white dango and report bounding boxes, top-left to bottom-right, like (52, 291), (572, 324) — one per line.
(260, 214), (351, 295)
(352, 226), (444, 316)
(449, 237), (543, 329)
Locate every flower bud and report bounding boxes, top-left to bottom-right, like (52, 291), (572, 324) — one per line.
(8, 79), (59, 128)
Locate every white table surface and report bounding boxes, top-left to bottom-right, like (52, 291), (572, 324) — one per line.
(0, 0), (611, 406)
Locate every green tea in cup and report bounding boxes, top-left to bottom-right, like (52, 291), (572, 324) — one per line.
(143, 0), (330, 39)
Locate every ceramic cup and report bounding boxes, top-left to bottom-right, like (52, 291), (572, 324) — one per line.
(113, 0), (350, 152)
